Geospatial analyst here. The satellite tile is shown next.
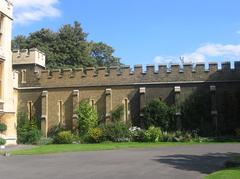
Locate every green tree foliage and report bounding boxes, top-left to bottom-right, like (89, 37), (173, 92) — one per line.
(90, 42), (121, 67)
(142, 99), (174, 130)
(111, 105), (124, 122)
(12, 21), (121, 69)
(17, 113), (41, 144)
(0, 122), (7, 146)
(76, 100), (98, 136)
(181, 93), (212, 136)
(0, 122), (7, 133)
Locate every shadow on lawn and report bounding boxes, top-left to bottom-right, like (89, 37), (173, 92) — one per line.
(153, 152), (240, 174)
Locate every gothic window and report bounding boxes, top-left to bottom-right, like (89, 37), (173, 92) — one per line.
(21, 69), (27, 83)
(58, 100), (63, 126)
(27, 101), (33, 121)
(123, 98), (129, 123)
(90, 99), (95, 109)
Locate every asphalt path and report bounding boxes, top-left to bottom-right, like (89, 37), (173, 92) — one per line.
(0, 143), (240, 179)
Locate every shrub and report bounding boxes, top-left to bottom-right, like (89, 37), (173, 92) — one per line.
(181, 93), (212, 136)
(76, 100), (98, 136)
(86, 127), (103, 143)
(53, 131), (75, 144)
(101, 122), (130, 142)
(48, 125), (65, 138)
(111, 105), (124, 122)
(129, 126), (145, 142)
(36, 137), (54, 145)
(144, 126), (162, 142)
(0, 138), (6, 145)
(17, 113), (41, 144)
(162, 130), (194, 142)
(0, 122), (7, 133)
(142, 99), (173, 130)
(235, 128), (240, 137)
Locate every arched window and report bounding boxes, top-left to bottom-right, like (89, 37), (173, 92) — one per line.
(123, 98), (129, 123)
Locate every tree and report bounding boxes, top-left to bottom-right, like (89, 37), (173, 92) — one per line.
(12, 21), (121, 69)
(11, 35), (28, 49)
(75, 100), (98, 136)
(142, 99), (174, 130)
(89, 42), (121, 67)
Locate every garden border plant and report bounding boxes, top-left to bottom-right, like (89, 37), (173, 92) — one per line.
(0, 122), (7, 146)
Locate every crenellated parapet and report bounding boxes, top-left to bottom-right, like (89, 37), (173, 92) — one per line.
(12, 48), (46, 68)
(19, 61), (240, 88)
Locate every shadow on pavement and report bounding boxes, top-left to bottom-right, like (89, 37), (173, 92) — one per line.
(153, 152), (240, 174)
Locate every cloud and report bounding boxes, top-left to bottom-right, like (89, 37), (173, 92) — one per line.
(13, 0), (61, 25)
(154, 43), (240, 64)
(153, 56), (177, 64)
(237, 30), (240, 34)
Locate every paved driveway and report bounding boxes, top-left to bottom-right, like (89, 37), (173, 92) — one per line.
(0, 143), (240, 179)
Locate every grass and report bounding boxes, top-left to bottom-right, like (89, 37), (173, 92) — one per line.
(205, 155), (240, 179)
(204, 167), (240, 179)
(10, 142), (199, 155)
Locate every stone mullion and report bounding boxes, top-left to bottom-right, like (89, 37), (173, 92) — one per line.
(174, 86), (182, 130)
(72, 90), (79, 130)
(139, 87), (146, 127)
(105, 88), (112, 123)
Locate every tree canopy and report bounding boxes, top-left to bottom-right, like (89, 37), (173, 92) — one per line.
(12, 21), (121, 69)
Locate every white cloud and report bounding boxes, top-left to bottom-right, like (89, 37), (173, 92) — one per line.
(154, 43), (240, 64)
(153, 56), (177, 64)
(13, 0), (61, 25)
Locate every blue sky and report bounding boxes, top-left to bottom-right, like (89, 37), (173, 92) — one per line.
(13, 0), (240, 67)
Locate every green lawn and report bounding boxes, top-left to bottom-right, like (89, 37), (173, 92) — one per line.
(205, 155), (240, 179)
(204, 167), (240, 179)
(10, 142), (198, 155)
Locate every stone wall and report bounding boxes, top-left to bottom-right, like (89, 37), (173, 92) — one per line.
(14, 61), (240, 136)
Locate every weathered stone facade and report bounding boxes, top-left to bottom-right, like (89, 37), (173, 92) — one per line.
(0, 0), (17, 145)
(12, 49), (240, 136)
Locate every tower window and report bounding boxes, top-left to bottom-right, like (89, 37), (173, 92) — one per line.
(21, 69), (27, 83)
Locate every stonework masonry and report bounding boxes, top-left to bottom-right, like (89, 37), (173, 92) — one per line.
(12, 49), (240, 136)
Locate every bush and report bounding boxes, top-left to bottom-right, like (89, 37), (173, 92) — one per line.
(144, 126), (162, 142)
(76, 100), (98, 136)
(129, 126), (145, 142)
(101, 122), (130, 142)
(36, 137), (54, 145)
(162, 130), (194, 142)
(53, 131), (75, 144)
(0, 122), (7, 133)
(86, 127), (103, 143)
(235, 128), (240, 137)
(111, 105), (124, 122)
(17, 113), (41, 144)
(0, 138), (6, 145)
(142, 99), (173, 130)
(48, 125), (65, 138)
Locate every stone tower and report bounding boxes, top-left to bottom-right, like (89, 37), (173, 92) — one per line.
(0, 0), (17, 145)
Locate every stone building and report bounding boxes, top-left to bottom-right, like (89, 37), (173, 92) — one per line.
(0, 0), (17, 145)
(12, 48), (240, 137)
(1, 0), (240, 144)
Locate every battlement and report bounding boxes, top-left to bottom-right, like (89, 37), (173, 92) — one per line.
(19, 61), (239, 88)
(12, 48), (46, 68)
(38, 62), (237, 78)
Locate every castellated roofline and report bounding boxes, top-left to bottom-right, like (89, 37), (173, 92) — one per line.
(37, 61), (238, 80)
(12, 48), (46, 68)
